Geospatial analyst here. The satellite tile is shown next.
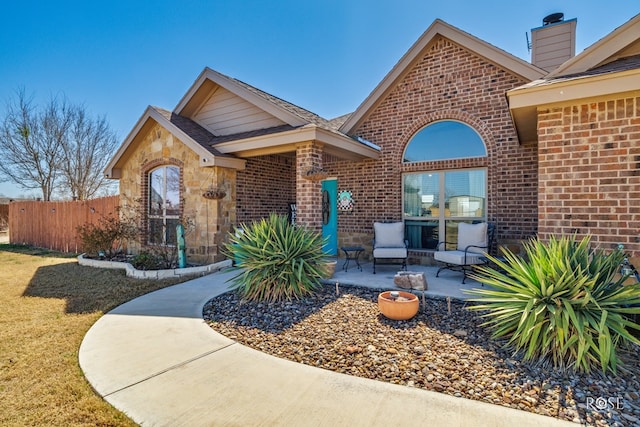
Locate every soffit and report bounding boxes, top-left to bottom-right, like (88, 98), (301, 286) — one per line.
(507, 63), (640, 144)
(213, 125), (380, 161)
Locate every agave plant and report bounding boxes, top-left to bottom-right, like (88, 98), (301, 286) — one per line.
(222, 213), (329, 302)
(466, 234), (640, 374)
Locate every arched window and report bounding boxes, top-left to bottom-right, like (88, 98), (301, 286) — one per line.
(402, 121), (487, 250)
(403, 120), (486, 163)
(148, 165), (181, 245)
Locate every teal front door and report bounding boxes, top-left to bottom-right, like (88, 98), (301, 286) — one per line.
(321, 179), (338, 255)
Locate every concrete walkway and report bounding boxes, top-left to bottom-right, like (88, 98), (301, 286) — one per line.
(79, 266), (574, 427)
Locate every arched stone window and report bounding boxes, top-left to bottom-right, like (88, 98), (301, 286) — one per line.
(148, 165), (181, 245)
(402, 121), (487, 250)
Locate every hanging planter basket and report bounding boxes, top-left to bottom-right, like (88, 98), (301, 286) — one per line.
(202, 188), (226, 200)
(303, 167), (328, 181)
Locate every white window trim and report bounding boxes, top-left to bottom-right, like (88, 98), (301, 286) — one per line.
(148, 166), (181, 246)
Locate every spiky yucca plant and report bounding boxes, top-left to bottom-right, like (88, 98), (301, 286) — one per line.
(222, 213), (329, 302)
(467, 235), (640, 374)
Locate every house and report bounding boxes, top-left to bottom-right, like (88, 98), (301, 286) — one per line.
(105, 13), (640, 265)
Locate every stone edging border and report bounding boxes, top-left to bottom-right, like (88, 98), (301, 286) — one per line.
(77, 254), (232, 279)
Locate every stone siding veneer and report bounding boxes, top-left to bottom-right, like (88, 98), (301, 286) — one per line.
(118, 122), (237, 264)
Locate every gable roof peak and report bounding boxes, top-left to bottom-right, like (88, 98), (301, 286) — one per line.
(104, 105), (246, 178)
(175, 66), (334, 130)
(339, 18), (546, 134)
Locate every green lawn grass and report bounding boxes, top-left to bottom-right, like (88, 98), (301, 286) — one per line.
(0, 244), (190, 426)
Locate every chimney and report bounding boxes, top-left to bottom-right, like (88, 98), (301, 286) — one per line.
(530, 13), (577, 72)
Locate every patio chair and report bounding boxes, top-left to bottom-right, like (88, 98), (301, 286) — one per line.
(372, 221), (408, 274)
(434, 222), (495, 283)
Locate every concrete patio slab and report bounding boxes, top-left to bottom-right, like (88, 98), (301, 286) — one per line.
(323, 260), (485, 300)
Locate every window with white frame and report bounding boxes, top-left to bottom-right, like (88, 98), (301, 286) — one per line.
(402, 121), (487, 249)
(148, 165), (181, 246)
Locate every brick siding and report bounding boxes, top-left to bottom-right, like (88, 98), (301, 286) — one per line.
(538, 96), (640, 257)
(325, 36), (537, 258)
(236, 154), (296, 225)
(120, 35), (640, 267)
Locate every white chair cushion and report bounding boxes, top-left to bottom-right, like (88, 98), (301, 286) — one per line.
(434, 250), (485, 265)
(374, 222), (405, 248)
(457, 222), (488, 254)
(373, 247), (408, 259)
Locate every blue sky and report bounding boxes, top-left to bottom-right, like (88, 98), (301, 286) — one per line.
(0, 1), (637, 198)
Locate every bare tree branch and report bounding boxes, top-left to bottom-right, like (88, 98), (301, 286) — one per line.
(59, 105), (119, 200)
(0, 89), (119, 200)
(0, 89), (68, 200)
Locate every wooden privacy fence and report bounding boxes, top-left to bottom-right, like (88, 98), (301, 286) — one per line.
(0, 204), (8, 231)
(8, 196), (119, 253)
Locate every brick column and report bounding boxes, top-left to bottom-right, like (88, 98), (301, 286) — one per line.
(295, 142), (323, 231)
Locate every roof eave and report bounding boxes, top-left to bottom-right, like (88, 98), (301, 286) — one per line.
(174, 67), (308, 127)
(546, 13), (640, 78)
(508, 68), (640, 108)
(104, 106), (156, 179)
(104, 106), (246, 179)
(214, 125), (380, 161)
(340, 19), (546, 134)
(507, 69), (640, 144)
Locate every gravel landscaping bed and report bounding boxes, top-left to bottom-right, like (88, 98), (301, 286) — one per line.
(203, 284), (640, 426)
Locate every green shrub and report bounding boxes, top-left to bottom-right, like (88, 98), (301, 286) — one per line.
(131, 246), (181, 270)
(76, 212), (137, 258)
(222, 213), (328, 302)
(131, 251), (161, 270)
(467, 234), (640, 374)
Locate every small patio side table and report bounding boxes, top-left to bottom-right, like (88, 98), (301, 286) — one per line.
(341, 246), (364, 272)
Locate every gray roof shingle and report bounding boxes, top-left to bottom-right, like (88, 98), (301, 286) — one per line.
(153, 107), (229, 156)
(156, 70), (373, 154)
(225, 73), (358, 138)
(523, 54), (640, 88)
(228, 76), (330, 127)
